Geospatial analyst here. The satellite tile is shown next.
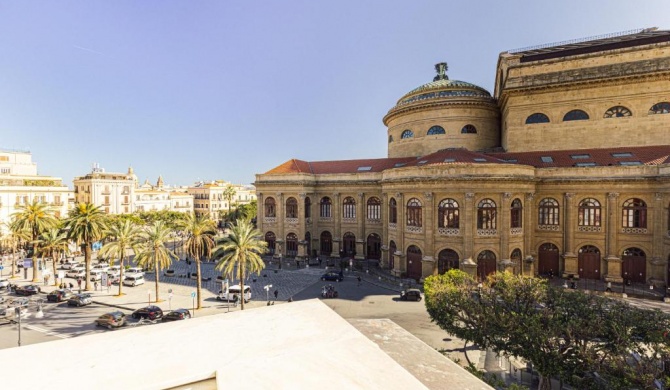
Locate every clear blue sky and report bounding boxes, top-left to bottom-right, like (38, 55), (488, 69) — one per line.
(1, 1), (668, 187)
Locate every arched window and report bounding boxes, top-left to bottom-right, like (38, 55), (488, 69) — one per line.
(438, 198), (459, 228)
(461, 124), (477, 134)
(578, 198), (601, 226)
(389, 198), (397, 224)
(304, 197), (311, 218)
(366, 197), (381, 220)
(538, 198), (560, 225)
(388, 135), (394, 143)
(406, 198), (422, 227)
(343, 196), (356, 219)
(604, 106), (632, 118)
(563, 110), (589, 121)
(622, 198), (647, 228)
(264, 197), (276, 218)
(649, 102), (670, 115)
(438, 249), (459, 274)
(285, 197), (298, 218)
(264, 231), (276, 254)
(343, 232), (356, 257)
(623, 247), (645, 257)
(525, 113), (550, 124)
(319, 197), (332, 218)
(401, 130), (414, 139)
(427, 125), (445, 135)
(477, 250), (497, 280)
(510, 249), (522, 274)
(510, 198), (522, 228)
(477, 199), (497, 229)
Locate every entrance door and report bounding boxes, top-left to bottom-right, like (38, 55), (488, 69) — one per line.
(477, 250), (497, 281)
(264, 232), (276, 255)
(343, 233), (356, 258)
(366, 234), (381, 260)
(538, 243), (559, 276)
(622, 247), (646, 283)
(578, 245), (601, 280)
(407, 245), (422, 280)
(320, 231), (332, 256)
(438, 249), (459, 274)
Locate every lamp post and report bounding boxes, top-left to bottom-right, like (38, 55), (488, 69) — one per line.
(14, 307), (22, 347)
(580, 268), (585, 290)
(623, 272), (628, 295)
(264, 284), (272, 305)
(594, 269), (599, 292)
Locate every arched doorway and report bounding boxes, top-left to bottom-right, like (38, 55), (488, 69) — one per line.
(343, 232), (356, 258)
(389, 240), (396, 270)
(407, 245), (422, 280)
(305, 232), (312, 258)
(366, 233), (381, 260)
(622, 247), (646, 283)
(578, 245), (601, 280)
(320, 231), (332, 256)
(538, 243), (559, 276)
(510, 249), (522, 275)
(286, 233), (298, 257)
(264, 232), (276, 255)
(437, 249), (459, 274)
(477, 250), (497, 281)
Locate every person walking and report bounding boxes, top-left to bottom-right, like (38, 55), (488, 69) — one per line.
(94, 281), (98, 291)
(357, 276), (362, 287)
(274, 289), (278, 301)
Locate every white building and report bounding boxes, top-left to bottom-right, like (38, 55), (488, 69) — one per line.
(0, 149), (71, 233)
(187, 180), (257, 223)
(135, 176), (193, 214)
(73, 164), (136, 214)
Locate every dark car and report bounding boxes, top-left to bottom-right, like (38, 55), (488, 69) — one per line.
(321, 272), (343, 282)
(14, 285), (41, 296)
(163, 309), (191, 322)
(400, 289), (422, 302)
(132, 305), (164, 320)
(47, 289), (73, 302)
(67, 293), (92, 307)
(95, 311), (126, 329)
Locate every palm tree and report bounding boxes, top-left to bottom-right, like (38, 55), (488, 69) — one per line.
(213, 219), (267, 310)
(179, 213), (216, 309)
(3, 221), (30, 279)
(38, 227), (69, 286)
(63, 203), (107, 291)
(222, 184), (237, 225)
(134, 221), (177, 302)
(99, 219), (143, 296)
(11, 199), (58, 282)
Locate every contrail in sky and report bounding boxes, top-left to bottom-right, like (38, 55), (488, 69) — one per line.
(72, 44), (107, 56)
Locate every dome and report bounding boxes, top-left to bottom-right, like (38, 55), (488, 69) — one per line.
(396, 78), (492, 106)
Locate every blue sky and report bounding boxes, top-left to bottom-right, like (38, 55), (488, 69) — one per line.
(1, 1), (669, 187)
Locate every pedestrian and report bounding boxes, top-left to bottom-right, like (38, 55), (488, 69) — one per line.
(318, 257), (322, 267)
(357, 276), (362, 287)
(69, 282), (74, 290)
(274, 289), (278, 300)
(606, 281), (612, 292)
(94, 281), (98, 291)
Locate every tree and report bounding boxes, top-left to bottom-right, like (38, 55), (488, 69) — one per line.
(222, 185), (237, 224)
(178, 213), (216, 309)
(424, 271), (670, 390)
(213, 219), (267, 310)
(63, 203), (107, 291)
(99, 219), (143, 296)
(134, 221), (177, 302)
(11, 199), (58, 282)
(37, 227), (68, 286)
(3, 221), (30, 279)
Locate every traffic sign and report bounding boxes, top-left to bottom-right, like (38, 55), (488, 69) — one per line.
(191, 292), (196, 298)
(23, 259), (33, 268)
(0, 265), (4, 270)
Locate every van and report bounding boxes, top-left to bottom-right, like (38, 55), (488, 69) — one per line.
(89, 269), (104, 281)
(125, 267), (144, 277)
(123, 274), (145, 287)
(217, 285), (251, 303)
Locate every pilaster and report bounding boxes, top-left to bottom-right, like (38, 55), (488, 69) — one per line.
(463, 193), (475, 259)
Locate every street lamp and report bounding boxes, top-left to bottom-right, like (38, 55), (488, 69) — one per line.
(580, 268), (585, 290)
(594, 269), (599, 292)
(623, 272), (628, 295)
(264, 284), (273, 305)
(14, 307), (22, 347)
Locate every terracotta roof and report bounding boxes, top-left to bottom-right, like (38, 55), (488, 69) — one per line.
(489, 145), (670, 168)
(265, 159), (314, 174)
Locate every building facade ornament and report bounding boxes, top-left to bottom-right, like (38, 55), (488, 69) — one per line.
(607, 192), (619, 199)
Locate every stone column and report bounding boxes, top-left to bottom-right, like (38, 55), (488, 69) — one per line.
(298, 193), (306, 244)
(604, 192), (622, 282)
(396, 192), (405, 257)
(562, 193), (578, 276)
(651, 192), (666, 283)
(423, 192), (435, 273)
(499, 192), (512, 268)
(524, 192), (535, 276)
(257, 192), (264, 233)
(276, 192), (285, 244)
(463, 193), (475, 259)
(356, 192), (365, 259)
(381, 193), (389, 268)
(333, 192), (341, 242)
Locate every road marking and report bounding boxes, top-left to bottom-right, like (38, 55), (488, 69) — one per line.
(24, 324), (70, 339)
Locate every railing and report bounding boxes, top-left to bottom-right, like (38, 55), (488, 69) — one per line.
(388, 223), (397, 231)
(319, 217), (333, 223)
(510, 227), (523, 235)
(264, 217), (277, 223)
(438, 227), (459, 236)
(578, 226), (602, 232)
(621, 227), (648, 234)
(342, 217), (356, 223)
(477, 229), (497, 236)
(406, 225), (423, 234)
(537, 224), (560, 231)
(285, 217), (298, 224)
(366, 218), (381, 224)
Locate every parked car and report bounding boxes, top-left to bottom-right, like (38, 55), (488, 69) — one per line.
(217, 285), (251, 303)
(89, 269), (104, 282)
(122, 274), (145, 287)
(321, 271), (344, 282)
(61, 262), (80, 270)
(95, 311), (126, 329)
(163, 309), (191, 322)
(92, 264), (109, 272)
(66, 269), (86, 279)
(132, 305), (163, 320)
(125, 267), (144, 277)
(8, 297), (29, 308)
(0, 278), (9, 289)
(47, 289), (73, 302)
(399, 289), (422, 302)
(67, 293), (92, 307)
(107, 266), (121, 277)
(109, 275), (122, 285)
(14, 285), (41, 296)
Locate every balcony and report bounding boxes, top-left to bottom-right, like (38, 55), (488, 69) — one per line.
(621, 227), (648, 234)
(406, 225), (423, 234)
(477, 229), (497, 236)
(537, 224), (560, 231)
(438, 227), (459, 236)
(510, 227), (523, 235)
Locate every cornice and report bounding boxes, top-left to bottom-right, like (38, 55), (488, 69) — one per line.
(383, 98), (499, 125)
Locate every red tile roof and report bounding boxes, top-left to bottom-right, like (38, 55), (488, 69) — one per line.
(263, 145), (670, 175)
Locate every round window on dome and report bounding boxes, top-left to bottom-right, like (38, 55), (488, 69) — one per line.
(401, 130), (414, 139)
(427, 126), (445, 135)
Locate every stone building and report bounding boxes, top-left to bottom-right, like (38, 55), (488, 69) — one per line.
(255, 29), (670, 285)
(73, 163), (136, 214)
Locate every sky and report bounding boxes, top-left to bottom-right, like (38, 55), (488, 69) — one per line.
(1, 1), (669, 188)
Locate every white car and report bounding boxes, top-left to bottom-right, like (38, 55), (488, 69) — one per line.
(89, 269), (104, 281)
(92, 264), (109, 272)
(0, 279), (9, 289)
(122, 274), (145, 287)
(61, 262), (80, 270)
(125, 267), (144, 277)
(107, 266), (121, 278)
(66, 269), (86, 279)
